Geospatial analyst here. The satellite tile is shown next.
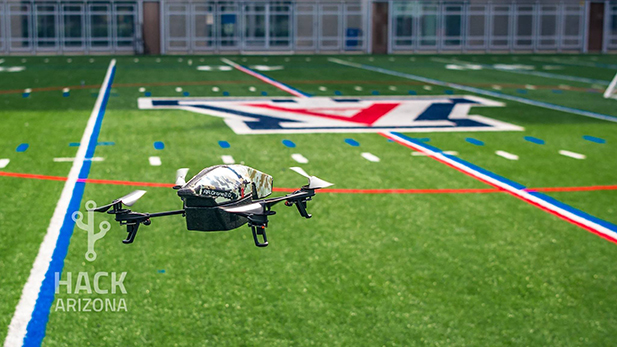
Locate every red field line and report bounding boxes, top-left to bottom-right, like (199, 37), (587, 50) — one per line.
(1, 171), (616, 194)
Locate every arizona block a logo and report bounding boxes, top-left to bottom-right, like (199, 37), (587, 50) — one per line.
(138, 96), (522, 134)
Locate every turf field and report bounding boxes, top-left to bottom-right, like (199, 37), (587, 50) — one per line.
(1, 54), (617, 346)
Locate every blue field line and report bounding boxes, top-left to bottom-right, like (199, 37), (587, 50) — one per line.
(328, 58), (617, 124)
(465, 138), (484, 146)
(524, 136), (545, 145)
(583, 135), (606, 144)
(21, 62), (116, 347)
(387, 131), (617, 243)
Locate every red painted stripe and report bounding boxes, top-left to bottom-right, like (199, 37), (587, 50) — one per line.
(1, 170), (616, 194)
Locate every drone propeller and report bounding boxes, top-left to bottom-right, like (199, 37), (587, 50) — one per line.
(219, 202), (265, 216)
(92, 190), (147, 212)
(175, 168), (189, 186)
(290, 167), (333, 189)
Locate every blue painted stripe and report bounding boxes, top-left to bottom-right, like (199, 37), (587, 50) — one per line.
(22, 63), (116, 347)
(344, 138), (360, 147)
(154, 141), (165, 150)
(583, 135), (606, 144)
(218, 141), (230, 149)
(330, 59), (617, 123)
(524, 136), (545, 145)
(389, 131), (617, 237)
(282, 139), (296, 148)
(465, 138), (484, 146)
(16, 143), (29, 152)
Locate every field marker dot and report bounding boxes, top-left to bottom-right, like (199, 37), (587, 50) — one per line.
(134, 58), (139, 63)
(249, 86), (256, 92)
(319, 86), (327, 91)
(423, 85), (432, 91)
(21, 58), (27, 63)
(389, 57), (395, 62)
(305, 58), (311, 62)
(361, 152), (380, 162)
(261, 91), (268, 96)
(495, 150), (519, 160)
(552, 89), (563, 94)
(282, 139), (296, 148)
(67, 58), (72, 63)
(149, 156), (162, 166)
(183, 91), (190, 96)
(285, 58), (290, 62)
(223, 91), (229, 96)
(408, 90), (417, 95)
(200, 58), (205, 62)
(334, 91), (342, 95)
(139, 87), (146, 92)
(175, 87), (182, 92)
(24, 88), (32, 93)
(178, 58), (183, 62)
(345, 138), (360, 147)
(369, 57), (374, 61)
(218, 141), (230, 148)
(372, 90), (379, 95)
(16, 143), (29, 152)
(525, 85), (536, 90)
(154, 141), (165, 150)
(43, 58), (49, 63)
(221, 155), (235, 164)
(559, 150), (585, 159)
(492, 85), (502, 90)
(188, 59), (193, 66)
(212, 87), (220, 92)
(389, 86), (397, 91)
(354, 86), (363, 91)
(156, 58), (161, 63)
(559, 84), (571, 90)
(583, 135), (605, 144)
(291, 154), (309, 164)
(409, 57), (415, 61)
(145, 92), (152, 97)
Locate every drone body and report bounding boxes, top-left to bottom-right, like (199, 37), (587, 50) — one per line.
(94, 165), (332, 247)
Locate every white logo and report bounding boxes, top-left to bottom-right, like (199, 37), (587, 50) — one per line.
(72, 201), (110, 262)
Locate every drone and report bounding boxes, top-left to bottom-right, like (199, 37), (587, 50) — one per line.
(92, 165), (333, 247)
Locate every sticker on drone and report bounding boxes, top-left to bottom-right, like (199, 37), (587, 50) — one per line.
(138, 96), (522, 134)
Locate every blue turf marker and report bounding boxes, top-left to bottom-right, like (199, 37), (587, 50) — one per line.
(524, 136), (545, 145)
(335, 91), (342, 95)
(69, 142), (80, 147)
(516, 89), (527, 94)
(157, 269), (166, 274)
(282, 139), (296, 148)
(223, 91), (229, 96)
(183, 91), (190, 96)
(16, 143), (29, 152)
(408, 90), (417, 95)
(154, 141), (165, 150)
(97, 141), (115, 146)
(552, 89), (563, 94)
(345, 138), (360, 147)
(22, 93), (30, 98)
(62, 92), (70, 97)
(583, 135), (606, 144)
(465, 138), (484, 146)
(372, 90), (379, 95)
(261, 91), (268, 96)
(145, 91), (152, 97)
(445, 90), (454, 95)
(218, 140), (230, 148)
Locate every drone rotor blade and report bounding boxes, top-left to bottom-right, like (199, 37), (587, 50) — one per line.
(220, 202), (265, 215)
(91, 203), (113, 213)
(175, 168), (189, 186)
(289, 167), (333, 189)
(118, 190), (147, 206)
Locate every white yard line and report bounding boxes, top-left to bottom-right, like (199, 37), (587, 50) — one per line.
(495, 150), (519, 160)
(559, 150), (586, 159)
(361, 152), (380, 162)
(4, 59), (116, 347)
(291, 154), (309, 164)
(148, 156), (162, 166)
(221, 155), (235, 164)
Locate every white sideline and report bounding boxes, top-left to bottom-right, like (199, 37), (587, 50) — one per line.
(3, 60), (116, 347)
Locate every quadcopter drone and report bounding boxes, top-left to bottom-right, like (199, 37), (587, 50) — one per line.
(92, 165), (332, 247)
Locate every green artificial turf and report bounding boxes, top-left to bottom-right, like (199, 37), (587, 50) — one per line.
(0, 54), (616, 346)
